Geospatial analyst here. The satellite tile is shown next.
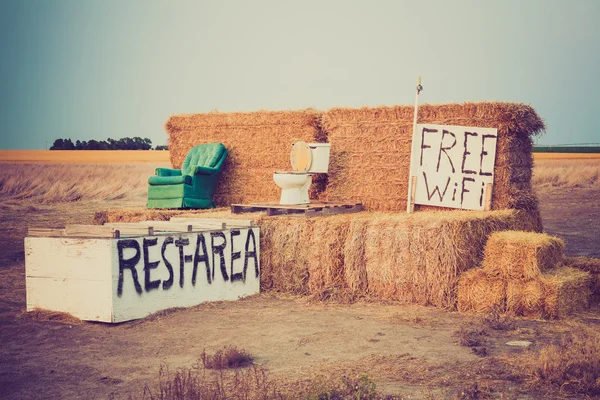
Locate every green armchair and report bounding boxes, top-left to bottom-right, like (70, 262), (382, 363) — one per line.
(147, 143), (228, 209)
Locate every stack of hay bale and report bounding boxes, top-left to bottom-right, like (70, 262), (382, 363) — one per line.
(95, 207), (542, 309)
(458, 231), (592, 319)
(320, 103), (545, 215)
(98, 102), (558, 310)
(164, 103), (546, 232)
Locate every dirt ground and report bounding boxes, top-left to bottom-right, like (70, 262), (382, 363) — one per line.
(536, 187), (600, 258)
(0, 189), (599, 399)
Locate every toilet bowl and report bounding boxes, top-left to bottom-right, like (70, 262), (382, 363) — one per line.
(273, 172), (312, 204)
(273, 141), (331, 205)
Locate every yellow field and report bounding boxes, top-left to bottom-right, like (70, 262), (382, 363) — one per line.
(533, 152), (600, 160)
(0, 151), (598, 204)
(533, 156), (600, 188)
(1, 150), (596, 164)
(0, 150), (170, 163)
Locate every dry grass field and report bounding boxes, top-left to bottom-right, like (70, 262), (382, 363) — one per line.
(0, 153), (599, 399)
(533, 155), (600, 189)
(0, 150), (170, 164)
(0, 163), (164, 203)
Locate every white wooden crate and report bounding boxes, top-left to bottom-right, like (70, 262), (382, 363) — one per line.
(25, 225), (260, 323)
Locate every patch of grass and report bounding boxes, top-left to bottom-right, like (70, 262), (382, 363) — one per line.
(301, 373), (382, 400)
(482, 308), (516, 331)
(533, 159), (600, 189)
(455, 324), (488, 357)
(520, 326), (600, 395)
(137, 362), (394, 400)
(201, 346), (254, 370)
(0, 162), (167, 203)
(139, 363), (282, 400)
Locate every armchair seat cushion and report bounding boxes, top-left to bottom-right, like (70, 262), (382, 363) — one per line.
(148, 175), (192, 186)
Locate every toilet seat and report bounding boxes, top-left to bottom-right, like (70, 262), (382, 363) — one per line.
(274, 141), (314, 176)
(290, 141), (312, 172)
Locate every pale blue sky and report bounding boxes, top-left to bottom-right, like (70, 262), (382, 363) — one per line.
(1, 0), (598, 149)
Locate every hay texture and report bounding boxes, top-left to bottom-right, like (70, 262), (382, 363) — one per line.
(506, 267), (591, 319)
(563, 256), (600, 299)
(355, 210), (538, 307)
(164, 109), (324, 206)
(457, 230), (590, 319)
(99, 207), (539, 309)
(482, 231), (564, 280)
(457, 269), (506, 313)
(320, 102), (545, 214)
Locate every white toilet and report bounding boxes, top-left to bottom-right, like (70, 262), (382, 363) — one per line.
(273, 141), (331, 205)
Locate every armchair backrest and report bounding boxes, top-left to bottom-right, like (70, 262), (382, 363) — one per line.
(181, 143), (226, 175)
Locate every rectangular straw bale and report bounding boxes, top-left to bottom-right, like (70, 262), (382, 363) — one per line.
(307, 215), (352, 293)
(543, 267), (592, 319)
(563, 256), (600, 298)
(359, 209), (538, 308)
(482, 231), (564, 280)
(506, 279), (546, 318)
(343, 218), (370, 294)
(259, 217), (313, 295)
(320, 102), (545, 213)
(564, 256), (600, 273)
(507, 267), (591, 319)
(164, 109), (324, 206)
(363, 215), (415, 302)
(457, 269), (506, 313)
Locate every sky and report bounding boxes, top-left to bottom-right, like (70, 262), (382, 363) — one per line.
(1, 0), (599, 150)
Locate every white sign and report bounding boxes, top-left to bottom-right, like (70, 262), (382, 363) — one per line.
(26, 227), (260, 322)
(409, 124), (498, 210)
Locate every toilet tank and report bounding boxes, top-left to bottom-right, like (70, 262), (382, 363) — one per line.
(307, 143), (331, 173)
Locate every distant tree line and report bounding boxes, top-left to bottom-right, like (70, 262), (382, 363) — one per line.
(49, 137), (168, 150)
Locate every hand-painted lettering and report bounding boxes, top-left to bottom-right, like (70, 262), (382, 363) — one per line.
(175, 238), (190, 288)
(479, 134), (497, 176)
(117, 239), (142, 296)
(422, 171), (451, 202)
(193, 233), (210, 285)
(461, 132), (478, 175)
(461, 176), (476, 205)
(115, 228), (260, 296)
(436, 130), (457, 173)
(211, 232), (229, 282)
(244, 228), (259, 280)
(479, 182), (485, 207)
(230, 229), (243, 282)
(161, 237), (174, 290)
(143, 238), (161, 292)
(411, 124), (498, 210)
(420, 127), (438, 166)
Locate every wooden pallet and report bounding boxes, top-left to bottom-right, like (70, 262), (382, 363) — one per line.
(230, 202), (363, 217)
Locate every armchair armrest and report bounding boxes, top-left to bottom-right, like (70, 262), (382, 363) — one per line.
(193, 165), (218, 175)
(155, 168), (182, 177)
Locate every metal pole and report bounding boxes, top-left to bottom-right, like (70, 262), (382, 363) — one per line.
(407, 76), (423, 213)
